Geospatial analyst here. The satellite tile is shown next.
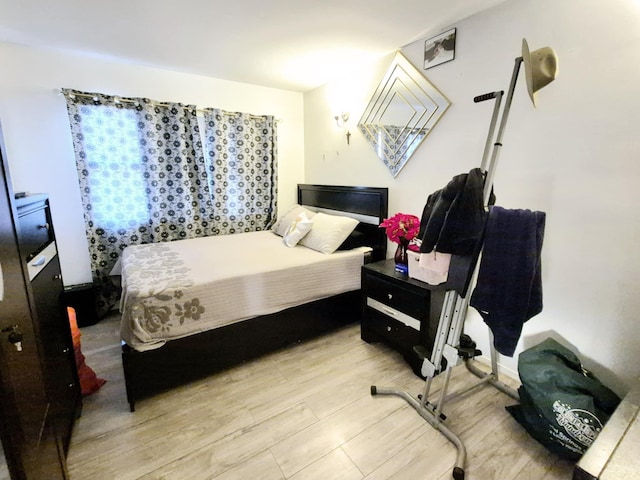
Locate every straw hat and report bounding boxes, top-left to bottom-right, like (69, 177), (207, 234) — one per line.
(522, 38), (559, 106)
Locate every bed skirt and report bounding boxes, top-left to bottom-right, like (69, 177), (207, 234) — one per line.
(121, 289), (360, 411)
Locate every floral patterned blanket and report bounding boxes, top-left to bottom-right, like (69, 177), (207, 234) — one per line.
(119, 231), (367, 351)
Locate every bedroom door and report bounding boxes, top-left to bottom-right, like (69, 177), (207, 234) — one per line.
(0, 128), (67, 479)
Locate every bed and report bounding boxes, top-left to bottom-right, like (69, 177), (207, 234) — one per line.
(120, 184), (388, 411)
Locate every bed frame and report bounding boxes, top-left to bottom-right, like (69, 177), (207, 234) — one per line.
(121, 184), (388, 411)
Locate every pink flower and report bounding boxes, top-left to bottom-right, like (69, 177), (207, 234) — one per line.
(380, 213), (421, 251)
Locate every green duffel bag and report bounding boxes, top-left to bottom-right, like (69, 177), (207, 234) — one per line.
(507, 338), (621, 460)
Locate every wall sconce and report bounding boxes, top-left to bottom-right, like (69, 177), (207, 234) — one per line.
(334, 112), (351, 145)
(334, 112), (349, 127)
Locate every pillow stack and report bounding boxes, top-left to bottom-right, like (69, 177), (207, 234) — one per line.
(272, 204), (359, 253)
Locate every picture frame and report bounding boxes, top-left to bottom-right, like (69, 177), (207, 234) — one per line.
(424, 28), (456, 70)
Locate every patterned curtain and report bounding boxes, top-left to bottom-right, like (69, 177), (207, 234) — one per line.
(202, 108), (277, 235)
(63, 89), (216, 316)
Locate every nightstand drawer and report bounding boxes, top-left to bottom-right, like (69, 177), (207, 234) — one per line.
(365, 274), (427, 320)
(366, 297), (421, 331)
(364, 307), (422, 352)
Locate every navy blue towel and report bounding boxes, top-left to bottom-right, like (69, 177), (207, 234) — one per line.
(470, 206), (546, 356)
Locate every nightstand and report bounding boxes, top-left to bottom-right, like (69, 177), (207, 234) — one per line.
(361, 259), (447, 377)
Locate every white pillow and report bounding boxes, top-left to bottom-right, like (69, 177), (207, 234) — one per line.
(272, 204), (316, 236)
(299, 212), (359, 254)
(283, 212), (314, 247)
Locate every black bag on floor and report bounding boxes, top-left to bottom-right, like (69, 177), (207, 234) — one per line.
(506, 338), (621, 460)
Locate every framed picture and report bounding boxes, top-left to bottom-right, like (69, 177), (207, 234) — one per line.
(424, 28), (456, 69)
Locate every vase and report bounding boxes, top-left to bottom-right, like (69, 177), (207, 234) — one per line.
(394, 239), (409, 274)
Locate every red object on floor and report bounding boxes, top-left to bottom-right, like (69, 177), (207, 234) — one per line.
(67, 307), (106, 396)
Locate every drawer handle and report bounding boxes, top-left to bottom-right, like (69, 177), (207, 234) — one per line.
(62, 347), (70, 354)
(387, 326), (391, 332)
(38, 223), (50, 230)
(382, 306), (398, 317)
(387, 293), (393, 300)
(32, 256), (46, 267)
(52, 274), (62, 281)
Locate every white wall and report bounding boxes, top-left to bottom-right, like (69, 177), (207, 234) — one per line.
(0, 43), (304, 286)
(304, 0), (640, 394)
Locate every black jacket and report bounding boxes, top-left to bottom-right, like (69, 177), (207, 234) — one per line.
(419, 168), (491, 256)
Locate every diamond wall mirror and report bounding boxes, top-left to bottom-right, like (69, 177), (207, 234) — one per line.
(358, 51), (451, 177)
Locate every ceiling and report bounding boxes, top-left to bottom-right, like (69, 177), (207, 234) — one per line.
(0, 0), (505, 92)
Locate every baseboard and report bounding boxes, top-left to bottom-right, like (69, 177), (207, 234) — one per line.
(474, 354), (520, 383)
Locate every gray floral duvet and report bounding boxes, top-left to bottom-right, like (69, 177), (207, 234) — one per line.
(119, 231), (366, 351)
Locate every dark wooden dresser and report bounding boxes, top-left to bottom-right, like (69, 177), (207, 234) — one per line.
(0, 123), (74, 479)
(361, 259), (447, 377)
(14, 194), (81, 454)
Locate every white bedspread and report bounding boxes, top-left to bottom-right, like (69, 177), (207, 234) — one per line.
(119, 231), (368, 351)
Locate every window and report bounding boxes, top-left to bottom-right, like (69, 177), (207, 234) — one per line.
(76, 103), (149, 228)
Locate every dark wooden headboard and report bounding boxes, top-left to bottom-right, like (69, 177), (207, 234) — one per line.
(297, 184), (388, 262)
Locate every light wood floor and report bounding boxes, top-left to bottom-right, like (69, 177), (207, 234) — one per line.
(67, 314), (574, 480)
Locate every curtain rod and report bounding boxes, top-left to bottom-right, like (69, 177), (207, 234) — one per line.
(58, 89), (276, 120)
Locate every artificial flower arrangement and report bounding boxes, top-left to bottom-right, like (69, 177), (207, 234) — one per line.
(380, 213), (421, 274)
(379, 212), (421, 251)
